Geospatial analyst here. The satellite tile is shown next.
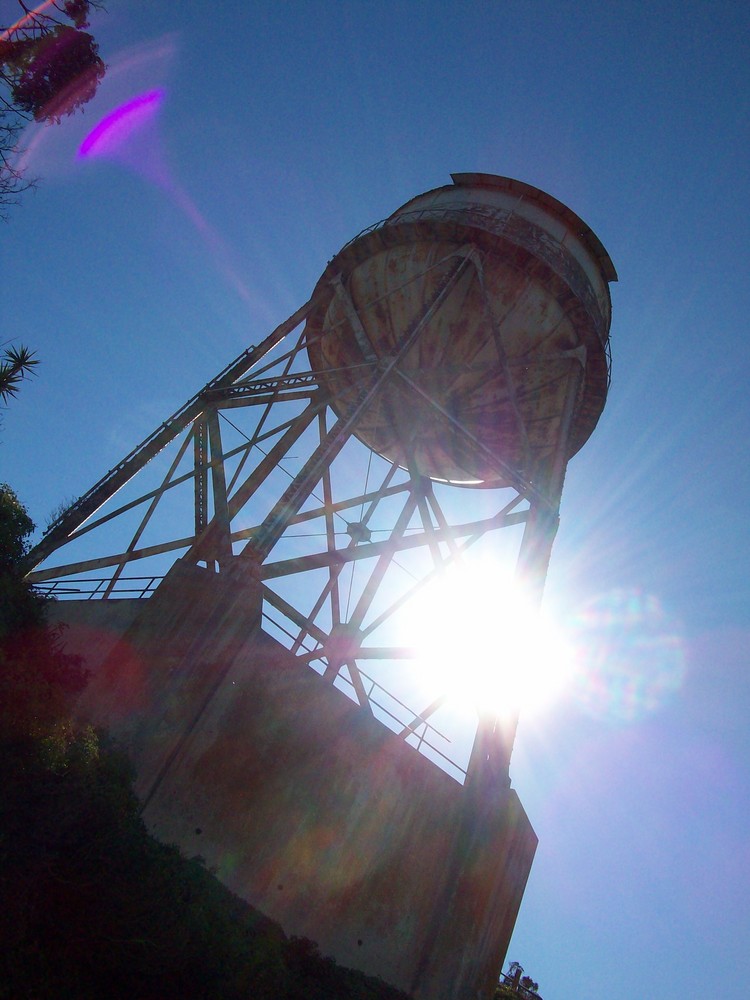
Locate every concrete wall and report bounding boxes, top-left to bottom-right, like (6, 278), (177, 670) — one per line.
(52, 558), (537, 1000)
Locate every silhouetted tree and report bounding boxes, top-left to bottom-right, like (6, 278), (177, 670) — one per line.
(0, 483), (87, 740)
(0, 1), (106, 214)
(0, 343), (38, 403)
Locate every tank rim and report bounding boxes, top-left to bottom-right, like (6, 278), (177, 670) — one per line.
(385, 173), (618, 286)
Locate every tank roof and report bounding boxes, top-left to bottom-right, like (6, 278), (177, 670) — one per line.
(450, 173), (618, 283)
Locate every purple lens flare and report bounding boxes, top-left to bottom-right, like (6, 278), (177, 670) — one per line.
(78, 89), (165, 159)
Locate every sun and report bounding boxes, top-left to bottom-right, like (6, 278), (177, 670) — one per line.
(405, 558), (572, 719)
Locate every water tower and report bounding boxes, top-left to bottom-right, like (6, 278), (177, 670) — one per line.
(28, 174), (616, 999)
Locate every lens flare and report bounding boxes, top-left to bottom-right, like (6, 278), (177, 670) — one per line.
(569, 588), (686, 724)
(0, 1), (57, 43)
(76, 84), (255, 305)
(78, 89), (165, 159)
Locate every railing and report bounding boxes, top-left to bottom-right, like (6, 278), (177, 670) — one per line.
(36, 576), (163, 600)
(36, 579), (468, 779)
(263, 609), (467, 782)
(497, 972), (543, 1000)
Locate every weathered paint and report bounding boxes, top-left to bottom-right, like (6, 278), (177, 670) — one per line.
(53, 559), (537, 1000)
(306, 173), (616, 486)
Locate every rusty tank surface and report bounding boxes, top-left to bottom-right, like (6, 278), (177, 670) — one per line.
(305, 173), (617, 486)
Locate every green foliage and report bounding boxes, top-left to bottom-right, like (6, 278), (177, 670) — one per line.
(0, 725), (412, 999)
(0, 344), (39, 403)
(0, 480), (34, 568)
(0, 486), (411, 999)
(0, 728), (285, 999)
(0, 484), (87, 740)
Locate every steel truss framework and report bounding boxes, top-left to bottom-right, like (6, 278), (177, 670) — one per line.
(26, 261), (580, 783)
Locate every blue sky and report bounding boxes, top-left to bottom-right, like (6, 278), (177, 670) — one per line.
(2, 2), (749, 998)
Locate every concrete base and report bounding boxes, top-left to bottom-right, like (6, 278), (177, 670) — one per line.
(52, 559), (537, 1000)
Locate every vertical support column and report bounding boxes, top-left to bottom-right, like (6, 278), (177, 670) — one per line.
(194, 416), (208, 543)
(468, 356), (585, 790)
(515, 353), (585, 600)
(206, 407), (233, 570)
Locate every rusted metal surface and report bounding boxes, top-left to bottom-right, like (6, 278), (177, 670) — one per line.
(306, 173), (615, 486)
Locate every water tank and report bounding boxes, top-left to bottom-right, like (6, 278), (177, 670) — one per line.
(305, 173), (616, 486)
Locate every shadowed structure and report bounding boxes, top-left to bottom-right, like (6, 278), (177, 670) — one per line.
(31, 174), (616, 999)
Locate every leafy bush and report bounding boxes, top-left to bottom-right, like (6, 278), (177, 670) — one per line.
(0, 486), (411, 999)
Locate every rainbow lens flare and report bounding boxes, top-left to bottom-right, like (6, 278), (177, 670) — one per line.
(569, 588), (686, 724)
